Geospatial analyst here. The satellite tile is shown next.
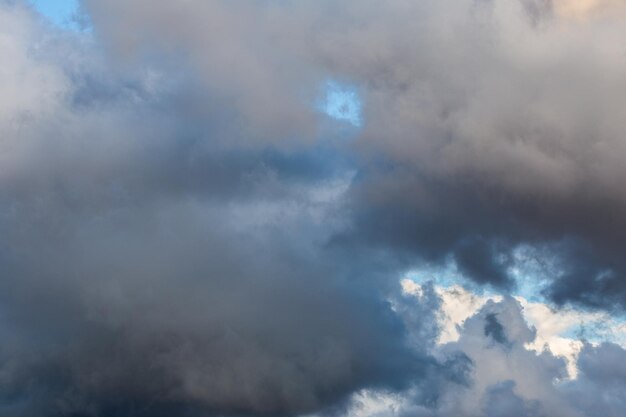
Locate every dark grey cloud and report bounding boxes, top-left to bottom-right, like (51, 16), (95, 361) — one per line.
(0, 3), (451, 416)
(78, 0), (626, 308)
(2, 0), (626, 416)
(0, 3), (411, 416)
(484, 313), (509, 346)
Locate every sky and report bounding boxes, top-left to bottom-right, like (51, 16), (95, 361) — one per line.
(2, 1), (626, 416)
(31, 0), (77, 27)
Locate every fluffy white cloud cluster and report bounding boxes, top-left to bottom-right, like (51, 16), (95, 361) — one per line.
(345, 284), (626, 417)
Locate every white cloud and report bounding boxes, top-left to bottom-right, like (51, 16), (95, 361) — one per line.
(402, 278), (626, 379)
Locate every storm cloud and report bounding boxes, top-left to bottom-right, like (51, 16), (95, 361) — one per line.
(78, 0), (626, 306)
(1, 0), (626, 416)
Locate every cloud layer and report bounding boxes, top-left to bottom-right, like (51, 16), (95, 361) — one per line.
(1, 0), (626, 416)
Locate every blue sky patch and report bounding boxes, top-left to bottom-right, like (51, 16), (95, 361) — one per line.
(319, 81), (363, 127)
(31, 0), (79, 29)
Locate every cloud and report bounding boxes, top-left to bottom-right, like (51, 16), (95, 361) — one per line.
(1, 0), (626, 416)
(553, 0), (626, 19)
(74, 0), (626, 307)
(349, 296), (626, 417)
(0, 3), (432, 416)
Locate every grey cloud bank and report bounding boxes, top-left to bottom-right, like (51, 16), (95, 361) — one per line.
(1, 0), (626, 416)
(81, 0), (626, 307)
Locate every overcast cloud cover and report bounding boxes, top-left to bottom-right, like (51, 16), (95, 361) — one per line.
(1, 0), (626, 416)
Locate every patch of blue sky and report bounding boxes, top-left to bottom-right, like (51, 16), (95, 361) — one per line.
(405, 258), (466, 290)
(508, 245), (563, 303)
(318, 80), (363, 127)
(509, 267), (550, 303)
(31, 0), (81, 30)
(406, 245), (556, 302)
(560, 313), (626, 345)
(406, 258), (518, 299)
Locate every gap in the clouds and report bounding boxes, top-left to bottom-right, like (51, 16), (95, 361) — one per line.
(507, 245), (554, 303)
(405, 259), (464, 290)
(30, 0), (85, 30)
(405, 245), (557, 303)
(318, 80), (363, 127)
(405, 256), (510, 299)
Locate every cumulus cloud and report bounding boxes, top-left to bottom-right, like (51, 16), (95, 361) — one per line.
(1, 0), (626, 416)
(350, 296), (626, 417)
